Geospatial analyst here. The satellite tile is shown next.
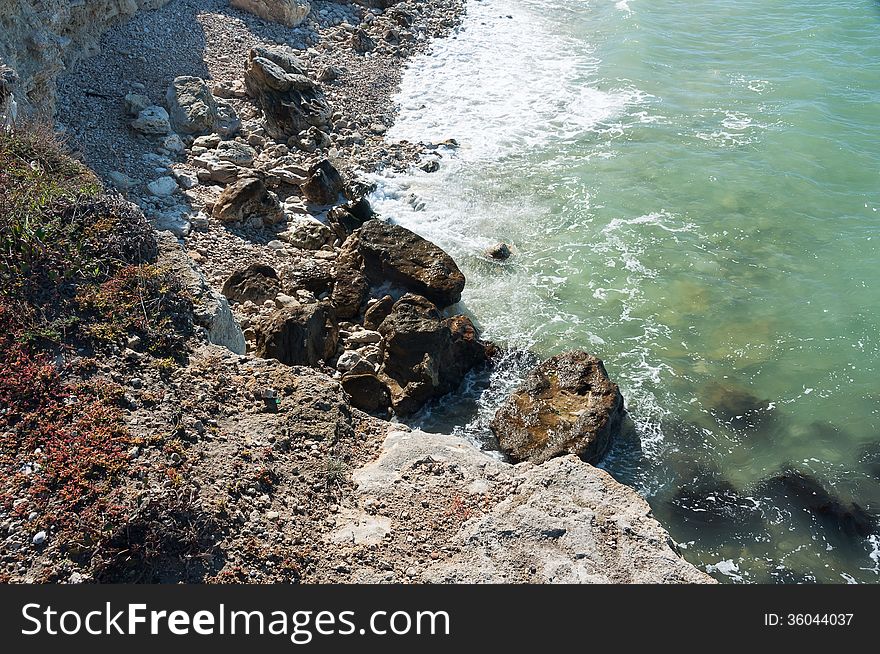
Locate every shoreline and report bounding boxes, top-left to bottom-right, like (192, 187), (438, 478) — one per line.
(0, 0), (712, 583)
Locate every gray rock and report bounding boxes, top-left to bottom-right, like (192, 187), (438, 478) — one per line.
(123, 92), (151, 116)
(278, 216), (334, 250)
(231, 0), (312, 27)
(166, 76), (217, 134)
(32, 531), (47, 546)
(147, 176), (178, 197)
(131, 106), (171, 135)
(351, 429), (714, 584)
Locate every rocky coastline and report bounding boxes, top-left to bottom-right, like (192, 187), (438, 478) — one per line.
(0, 0), (712, 583)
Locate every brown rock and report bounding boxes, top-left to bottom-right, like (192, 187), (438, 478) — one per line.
(378, 294), (488, 415)
(327, 196), (374, 240)
(212, 177), (284, 226)
(341, 373), (391, 414)
(363, 294), (394, 330)
(357, 219), (465, 308)
(300, 159), (344, 205)
(221, 263), (281, 304)
(254, 303), (338, 366)
(330, 234), (369, 319)
(490, 351), (625, 465)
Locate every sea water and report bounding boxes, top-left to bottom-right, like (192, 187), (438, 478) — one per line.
(368, 0), (880, 583)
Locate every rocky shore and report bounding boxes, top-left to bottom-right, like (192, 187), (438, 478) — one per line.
(0, 0), (712, 583)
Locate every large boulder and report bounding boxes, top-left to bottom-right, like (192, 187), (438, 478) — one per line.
(490, 351), (624, 465)
(166, 76), (217, 134)
(357, 219), (465, 308)
(244, 45), (332, 141)
(231, 0), (311, 27)
(212, 177), (284, 226)
(330, 234), (369, 319)
(378, 294), (489, 415)
(300, 159), (344, 205)
(254, 303), (338, 366)
(221, 263), (281, 304)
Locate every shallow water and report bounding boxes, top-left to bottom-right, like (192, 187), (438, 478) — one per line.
(369, 0), (880, 582)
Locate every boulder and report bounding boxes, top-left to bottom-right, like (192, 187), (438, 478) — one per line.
(490, 351), (625, 465)
(212, 177), (284, 226)
(221, 263), (281, 304)
(300, 159), (344, 205)
(131, 106), (171, 135)
(166, 76), (217, 134)
(244, 45), (332, 141)
(351, 28), (375, 53)
(341, 373), (391, 414)
(254, 303), (338, 366)
(216, 140), (256, 166)
(327, 196), (374, 239)
(331, 234), (369, 319)
(357, 219), (465, 308)
(230, 0), (311, 27)
(378, 294), (489, 415)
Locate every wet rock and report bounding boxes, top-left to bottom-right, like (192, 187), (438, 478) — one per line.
(669, 467), (761, 530)
(760, 468), (877, 539)
(231, 0), (311, 27)
(212, 177), (284, 226)
(486, 242), (511, 261)
(300, 159), (345, 205)
(166, 76), (217, 134)
(221, 263), (281, 305)
(378, 294), (489, 415)
(704, 381), (776, 431)
(341, 373), (391, 414)
(490, 351), (625, 465)
(363, 294), (394, 330)
(357, 219), (466, 308)
(327, 196), (374, 239)
(254, 303), (338, 366)
(244, 45), (332, 141)
(131, 106), (171, 135)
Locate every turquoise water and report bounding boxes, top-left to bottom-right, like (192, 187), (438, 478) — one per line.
(369, 0), (880, 582)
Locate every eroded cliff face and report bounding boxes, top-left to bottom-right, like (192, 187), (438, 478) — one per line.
(0, 0), (170, 118)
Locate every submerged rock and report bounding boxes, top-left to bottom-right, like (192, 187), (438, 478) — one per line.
(244, 45), (332, 141)
(490, 351), (625, 465)
(378, 294), (489, 416)
(486, 242), (511, 261)
(357, 219), (466, 308)
(254, 303), (338, 367)
(759, 468), (877, 539)
(221, 263), (281, 305)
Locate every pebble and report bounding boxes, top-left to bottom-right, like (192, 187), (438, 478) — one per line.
(32, 531), (47, 546)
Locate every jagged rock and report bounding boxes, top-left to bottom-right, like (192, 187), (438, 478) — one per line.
(0, 65), (18, 131)
(215, 100), (241, 137)
(341, 373), (391, 414)
(349, 429), (714, 583)
(166, 76), (217, 134)
(254, 303), (338, 366)
(221, 263), (281, 304)
(327, 196), (374, 239)
(230, 0), (311, 27)
(156, 232), (245, 355)
(244, 45), (332, 141)
(351, 28), (375, 53)
(212, 177), (284, 226)
(378, 294), (489, 415)
(357, 219), (465, 308)
(194, 154), (241, 184)
(330, 233), (369, 319)
(279, 217), (334, 250)
(300, 159), (344, 205)
(131, 105), (171, 134)
(490, 351), (625, 465)
(363, 294), (394, 330)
